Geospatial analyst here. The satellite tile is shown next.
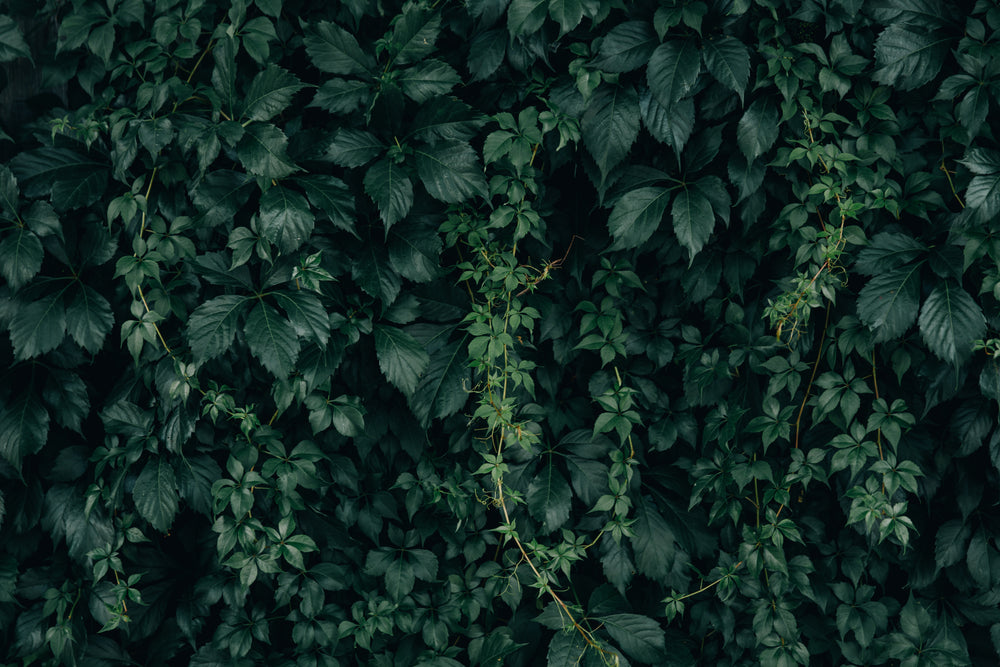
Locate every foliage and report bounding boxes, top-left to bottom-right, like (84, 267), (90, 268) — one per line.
(1, 0), (1000, 664)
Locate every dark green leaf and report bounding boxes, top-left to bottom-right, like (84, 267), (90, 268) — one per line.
(409, 337), (469, 427)
(192, 170), (254, 226)
(468, 29), (506, 81)
(959, 147), (1000, 175)
(186, 295), (249, 363)
(259, 186), (314, 252)
(737, 99), (779, 162)
(374, 324), (430, 396)
(857, 265), (921, 342)
(647, 39), (700, 109)
(527, 466), (572, 532)
(237, 123), (299, 180)
(245, 302), (300, 377)
(581, 84), (640, 184)
(273, 291), (329, 347)
(211, 36), (238, 119)
(640, 90), (694, 154)
(9, 292), (66, 359)
(593, 21), (656, 73)
(243, 65), (305, 122)
(918, 282), (986, 366)
(178, 455), (223, 518)
(965, 173), (1000, 220)
(352, 243), (401, 305)
(364, 156), (414, 229)
(672, 185), (714, 259)
(0, 16), (31, 62)
(855, 233), (926, 275)
(43, 370), (89, 433)
(327, 129), (383, 168)
(631, 499), (675, 584)
(295, 175), (356, 235)
(10, 147), (108, 210)
(547, 631), (590, 667)
(873, 25), (950, 90)
(0, 392), (49, 470)
(133, 456), (179, 533)
(397, 59), (461, 103)
(304, 21), (375, 75)
(413, 141), (488, 203)
(507, 0), (548, 35)
(410, 98), (487, 145)
(309, 78), (371, 115)
(599, 613), (667, 663)
(0, 229), (42, 291)
(391, 3), (441, 65)
(608, 186), (671, 250)
(549, 0), (584, 34)
(65, 284), (113, 353)
(935, 519), (970, 568)
(702, 36), (749, 101)
(388, 218), (443, 282)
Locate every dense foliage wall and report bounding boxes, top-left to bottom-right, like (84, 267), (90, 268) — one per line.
(2, 0), (1000, 664)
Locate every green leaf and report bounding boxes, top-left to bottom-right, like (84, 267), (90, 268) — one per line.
(640, 91), (694, 154)
(527, 466), (572, 532)
(0, 16), (32, 62)
(548, 0), (584, 34)
(873, 25), (950, 90)
(295, 175), (356, 236)
(413, 141), (488, 203)
(608, 186), (671, 250)
(547, 631), (591, 667)
(631, 500), (675, 584)
(10, 147), (108, 211)
(468, 29), (506, 81)
(0, 229), (43, 291)
(384, 558), (415, 600)
(43, 370), (89, 433)
(242, 65), (305, 122)
(409, 337), (469, 427)
(647, 39), (700, 109)
(410, 98), (487, 145)
(0, 392), (49, 471)
(958, 147), (1000, 175)
(967, 530), (991, 587)
(593, 20), (656, 72)
(508, 0), (548, 36)
(133, 456), (179, 533)
(259, 186), (314, 252)
(388, 218), (443, 282)
(965, 173), (1000, 221)
(854, 233), (926, 275)
(327, 129), (383, 168)
(672, 185), (714, 259)
(353, 243), (401, 306)
(186, 295), (249, 363)
(9, 292), (66, 359)
(245, 302), (300, 377)
(737, 99), (780, 162)
(237, 123), (299, 180)
(581, 84), (640, 184)
(192, 170), (254, 226)
(304, 20), (375, 76)
(934, 519), (970, 568)
(857, 265), (921, 342)
(391, 3), (441, 65)
(702, 36), (750, 101)
(918, 282), (986, 366)
(65, 284), (114, 353)
(374, 324), (430, 396)
(309, 78), (371, 115)
(599, 613), (667, 663)
(397, 59), (461, 103)
(273, 291), (329, 347)
(211, 36), (238, 119)
(364, 156), (414, 229)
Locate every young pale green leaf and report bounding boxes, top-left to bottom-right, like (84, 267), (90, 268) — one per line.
(327, 129), (383, 168)
(608, 186), (671, 250)
(364, 156), (414, 229)
(186, 294), (249, 363)
(581, 84), (640, 184)
(272, 291), (329, 347)
(0, 16), (31, 62)
(0, 392), (49, 471)
(258, 186), (314, 252)
(237, 123), (299, 180)
(599, 613), (667, 664)
(702, 36), (749, 101)
(526, 466), (572, 532)
(918, 281), (986, 366)
(397, 59), (461, 103)
(304, 21), (375, 76)
(672, 185), (714, 260)
(507, 0), (548, 36)
(408, 338), (469, 427)
(0, 229), (43, 291)
(647, 39), (700, 109)
(192, 170), (254, 226)
(9, 292), (66, 359)
(242, 65), (306, 122)
(413, 141), (488, 203)
(65, 284), (113, 353)
(873, 25), (949, 90)
(737, 99), (779, 162)
(857, 265), (921, 342)
(390, 3), (441, 65)
(132, 456), (178, 533)
(593, 20), (657, 72)
(245, 302), (301, 377)
(374, 324), (430, 396)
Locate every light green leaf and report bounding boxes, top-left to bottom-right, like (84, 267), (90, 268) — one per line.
(186, 295), (249, 363)
(527, 466), (572, 532)
(258, 186), (314, 252)
(295, 175), (356, 236)
(581, 84), (640, 184)
(647, 39), (700, 109)
(237, 123), (299, 180)
(65, 284), (114, 353)
(364, 156), (413, 229)
(702, 36), (749, 101)
(873, 25), (949, 90)
(245, 302), (300, 377)
(242, 65), (305, 122)
(397, 59), (461, 103)
(413, 141), (488, 203)
(0, 392), (49, 471)
(391, 3), (441, 65)
(192, 170), (254, 226)
(918, 282), (986, 366)
(599, 613), (667, 663)
(9, 292), (66, 359)
(0, 229), (42, 291)
(508, 0), (548, 36)
(737, 98), (779, 161)
(133, 457), (179, 533)
(857, 265), (921, 342)
(304, 20), (375, 76)
(374, 324), (430, 396)
(672, 185), (714, 259)
(326, 129), (383, 168)
(608, 186), (671, 250)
